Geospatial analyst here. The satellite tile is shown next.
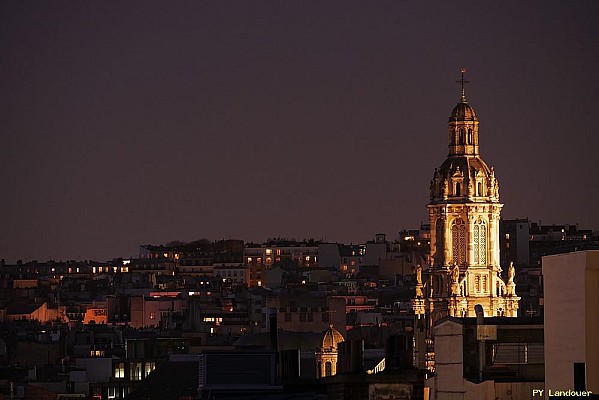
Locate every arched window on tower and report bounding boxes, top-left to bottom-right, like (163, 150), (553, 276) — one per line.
(477, 182), (483, 197)
(467, 128), (472, 144)
(473, 220), (487, 265)
(451, 219), (467, 265)
(435, 219), (444, 264)
(459, 128), (465, 144)
(325, 362), (332, 377)
(455, 183), (461, 196)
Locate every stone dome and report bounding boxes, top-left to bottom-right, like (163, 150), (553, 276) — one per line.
(430, 155), (499, 203)
(321, 324), (344, 352)
(450, 101), (477, 120)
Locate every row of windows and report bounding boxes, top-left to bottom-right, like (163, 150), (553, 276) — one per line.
(280, 306), (324, 312)
(455, 127), (474, 145)
(442, 218), (488, 266)
(452, 181), (486, 197)
(113, 361), (155, 380)
(283, 312), (329, 323)
(215, 270), (245, 277)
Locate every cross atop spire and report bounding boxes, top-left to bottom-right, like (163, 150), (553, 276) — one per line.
(456, 68), (470, 103)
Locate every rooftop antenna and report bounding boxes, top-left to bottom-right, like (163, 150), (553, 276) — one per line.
(456, 68), (470, 103)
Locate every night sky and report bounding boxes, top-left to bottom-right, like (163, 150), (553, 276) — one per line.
(2, 1), (598, 262)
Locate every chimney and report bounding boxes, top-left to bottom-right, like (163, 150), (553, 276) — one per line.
(338, 340), (364, 374)
(385, 334), (412, 370)
(267, 308), (278, 351)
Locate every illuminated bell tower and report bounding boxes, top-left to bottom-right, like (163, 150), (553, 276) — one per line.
(413, 70), (520, 368)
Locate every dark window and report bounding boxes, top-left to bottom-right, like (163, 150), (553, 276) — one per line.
(574, 363), (586, 390)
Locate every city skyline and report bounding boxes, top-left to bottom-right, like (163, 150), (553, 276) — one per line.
(2, 1), (598, 262)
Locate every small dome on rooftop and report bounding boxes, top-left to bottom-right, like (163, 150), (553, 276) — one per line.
(321, 324), (344, 351)
(450, 101), (477, 120)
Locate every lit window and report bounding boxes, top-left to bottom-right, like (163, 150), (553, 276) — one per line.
(114, 362), (125, 379)
(257, 280), (262, 287)
(149, 312), (156, 320)
(130, 362), (142, 381)
(505, 233), (510, 240)
(247, 257), (252, 263)
(144, 362), (155, 377)
(265, 249), (272, 255)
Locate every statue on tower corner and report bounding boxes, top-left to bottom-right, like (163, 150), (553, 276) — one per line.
(508, 262), (515, 283)
(451, 264), (461, 296)
(506, 262), (516, 295)
(451, 264), (459, 283)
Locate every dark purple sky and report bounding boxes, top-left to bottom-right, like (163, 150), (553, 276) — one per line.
(2, 1), (598, 262)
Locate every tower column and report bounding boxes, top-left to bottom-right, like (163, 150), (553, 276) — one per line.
(467, 213), (475, 266)
(489, 214), (498, 267)
(443, 214), (450, 267)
